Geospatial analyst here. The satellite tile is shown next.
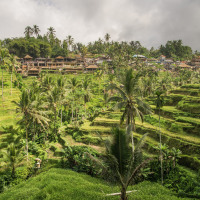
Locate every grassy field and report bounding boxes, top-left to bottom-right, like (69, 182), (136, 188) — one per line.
(0, 168), (192, 200)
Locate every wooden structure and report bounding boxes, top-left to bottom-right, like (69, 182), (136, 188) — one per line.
(86, 65), (99, 71)
(190, 57), (200, 69)
(28, 68), (40, 76)
(16, 68), (23, 74)
(24, 55), (33, 62)
(55, 56), (64, 62)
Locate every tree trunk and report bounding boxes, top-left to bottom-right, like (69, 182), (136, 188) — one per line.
(54, 109), (57, 135)
(11, 70), (12, 95)
(61, 105), (63, 126)
(12, 164), (15, 178)
(131, 117), (135, 153)
(159, 108), (163, 185)
(2, 69), (3, 98)
(120, 187), (128, 200)
(72, 99), (74, 122)
(26, 125), (28, 162)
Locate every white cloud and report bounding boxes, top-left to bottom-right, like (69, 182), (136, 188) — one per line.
(0, 0), (200, 50)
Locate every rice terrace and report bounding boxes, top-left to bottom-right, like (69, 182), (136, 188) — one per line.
(0, 1), (200, 199)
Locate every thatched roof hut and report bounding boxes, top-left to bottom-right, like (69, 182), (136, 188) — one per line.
(24, 55), (33, 59)
(86, 65), (99, 70)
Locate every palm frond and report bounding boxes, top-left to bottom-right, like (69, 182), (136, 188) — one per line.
(110, 127), (131, 175)
(136, 98), (153, 115)
(107, 83), (127, 100)
(107, 96), (123, 103)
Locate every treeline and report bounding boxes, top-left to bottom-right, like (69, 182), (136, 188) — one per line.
(0, 25), (198, 60)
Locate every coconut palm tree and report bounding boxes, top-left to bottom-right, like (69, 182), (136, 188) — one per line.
(82, 76), (92, 116)
(105, 33), (111, 43)
(2, 143), (22, 178)
(57, 76), (67, 126)
(0, 48), (10, 98)
(68, 77), (80, 123)
(13, 89), (49, 161)
(108, 68), (152, 152)
(47, 27), (56, 46)
(66, 35), (74, 51)
(155, 90), (165, 185)
(87, 127), (152, 200)
(47, 86), (61, 137)
(9, 54), (18, 95)
(47, 27), (56, 38)
(80, 45), (88, 62)
(33, 25), (40, 37)
(24, 26), (33, 38)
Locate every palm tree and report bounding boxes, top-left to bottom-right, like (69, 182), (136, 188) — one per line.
(87, 127), (152, 200)
(47, 86), (61, 137)
(3, 143), (21, 178)
(33, 25), (40, 37)
(66, 35), (74, 51)
(155, 90), (165, 185)
(9, 54), (18, 95)
(68, 77), (80, 123)
(13, 89), (49, 161)
(0, 48), (10, 98)
(47, 27), (56, 38)
(24, 26), (33, 38)
(82, 76), (92, 116)
(80, 45), (88, 62)
(57, 76), (66, 126)
(47, 27), (56, 46)
(105, 33), (111, 43)
(108, 68), (152, 152)
(2, 143), (22, 178)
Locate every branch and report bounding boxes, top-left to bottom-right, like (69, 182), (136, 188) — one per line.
(127, 157), (153, 186)
(106, 190), (137, 196)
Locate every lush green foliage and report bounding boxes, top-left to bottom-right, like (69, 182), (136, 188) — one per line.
(61, 146), (100, 176)
(0, 168), (192, 200)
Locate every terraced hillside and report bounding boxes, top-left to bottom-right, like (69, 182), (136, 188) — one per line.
(0, 69), (21, 131)
(1, 70), (199, 171)
(68, 84), (200, 171)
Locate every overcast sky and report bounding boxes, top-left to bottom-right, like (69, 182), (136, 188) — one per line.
(0, 0), (200, 51)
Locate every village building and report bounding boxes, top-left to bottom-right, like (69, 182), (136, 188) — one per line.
(28, 67), (40, 76)
(86, 65), (99, 72)
(190, 57), (200, 70)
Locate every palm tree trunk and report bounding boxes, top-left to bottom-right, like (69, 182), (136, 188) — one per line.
(54, 109), (57, 135)
(72, 99), (74, 122)
(84, 103), (87, 118)
(61, 105), (63, 126)
(159, 108), (163, 185)
(2, 69), (3, 98)
(12, 164), (15, 178)
(130, 117), (136, 153)
(26, 125), (28, 162)
(11, 70), (12, 95)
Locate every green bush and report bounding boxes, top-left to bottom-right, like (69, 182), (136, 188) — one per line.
(0, 166), (33, 193)
(148, 145), (200, 198)
(61, 146), (100, 176)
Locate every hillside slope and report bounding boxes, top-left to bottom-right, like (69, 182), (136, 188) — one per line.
(0, 168), (192, 200)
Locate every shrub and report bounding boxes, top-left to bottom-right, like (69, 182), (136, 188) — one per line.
(61, 146), (100, 176)
(148, 145), (200, 198)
